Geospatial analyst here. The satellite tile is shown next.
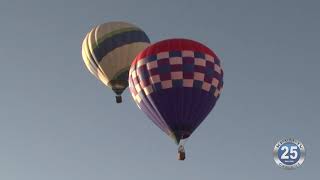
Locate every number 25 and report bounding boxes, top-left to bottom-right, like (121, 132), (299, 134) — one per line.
(281, 146), (298, 159)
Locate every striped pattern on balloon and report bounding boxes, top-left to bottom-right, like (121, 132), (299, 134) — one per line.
(82, 21), (150, 103)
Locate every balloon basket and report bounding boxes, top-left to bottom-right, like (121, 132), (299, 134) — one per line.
(116, 95), (122, 103)
(177, 145), (186, 161)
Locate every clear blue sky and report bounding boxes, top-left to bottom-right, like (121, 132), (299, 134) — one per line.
(0, 0), (319, 179)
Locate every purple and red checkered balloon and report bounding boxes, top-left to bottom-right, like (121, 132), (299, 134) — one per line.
(129, 39), (224, 147)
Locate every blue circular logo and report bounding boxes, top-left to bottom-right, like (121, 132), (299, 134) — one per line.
(277, 142), (301, 165)
(273, 138), (305, 170)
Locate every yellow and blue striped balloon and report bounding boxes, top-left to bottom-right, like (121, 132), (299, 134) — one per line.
(82, 21), (150, 103)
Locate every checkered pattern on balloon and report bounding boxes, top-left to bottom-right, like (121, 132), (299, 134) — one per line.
(129, 39), (224, 145)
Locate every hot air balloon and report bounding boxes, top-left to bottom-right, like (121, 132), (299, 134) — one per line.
(82, 21), (150, 103)
(129, 39), (223, 160)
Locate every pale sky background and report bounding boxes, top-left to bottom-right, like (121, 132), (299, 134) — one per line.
(0, 0), (319, 179)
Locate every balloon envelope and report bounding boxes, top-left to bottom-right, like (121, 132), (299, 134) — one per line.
(129, 39), (223, 143)
(82, 21), (150, 102)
